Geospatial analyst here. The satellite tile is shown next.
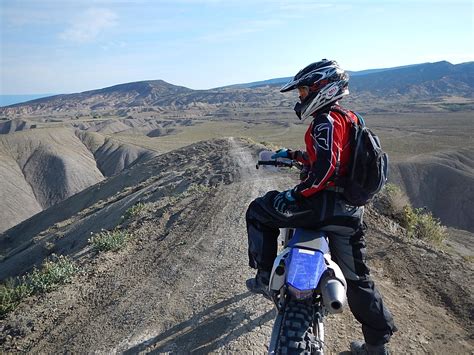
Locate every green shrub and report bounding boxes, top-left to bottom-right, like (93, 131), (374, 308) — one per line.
(0, 279), (32, 317)
(375, 183), (447, 245)
(0, 255), (77, 317)
(401, 205), (417, 235)
(186, 183), (210, 195)
(123, 202), (147, 220)
(28, 255), (78, 293)
(375, 183), (411, 223)
(401, 206), (447, 245)
(89, 229), (131, 252)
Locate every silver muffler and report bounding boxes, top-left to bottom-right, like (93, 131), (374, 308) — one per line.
(320, 256), (347, 314)
(320, 276), (347, 313)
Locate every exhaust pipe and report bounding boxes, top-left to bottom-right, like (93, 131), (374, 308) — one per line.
(320, 274), (347, 314)
(319, 254), (347, 314)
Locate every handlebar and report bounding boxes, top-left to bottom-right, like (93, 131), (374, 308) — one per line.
(256, 159), (302, 170)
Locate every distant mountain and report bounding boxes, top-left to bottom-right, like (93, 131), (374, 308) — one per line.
(349, 61), (474, 98)
(216, 62), (448, 88)
(218, 77), (292, 89)
(0, 94), (56, 107)
(0, 79), (288, 117)
(349, 63), (425, 76)
(0, 80), (194, 115)
(229, 61), (473, 104)
(0, 61), (472, 117)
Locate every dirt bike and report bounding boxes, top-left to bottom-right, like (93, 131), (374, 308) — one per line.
(256, 151), (348, 355)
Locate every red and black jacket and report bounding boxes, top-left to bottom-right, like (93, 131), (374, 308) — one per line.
(293, 105), (359, 198)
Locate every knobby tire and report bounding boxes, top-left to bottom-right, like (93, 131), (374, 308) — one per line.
(272, 299), (322, 355)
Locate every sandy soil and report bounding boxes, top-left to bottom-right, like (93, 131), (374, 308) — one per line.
(0, 138), (472, 354)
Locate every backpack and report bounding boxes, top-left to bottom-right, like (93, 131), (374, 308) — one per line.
(332, 108), (389, 206)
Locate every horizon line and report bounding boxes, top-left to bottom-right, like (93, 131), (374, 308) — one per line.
(2, 59), (472, 97)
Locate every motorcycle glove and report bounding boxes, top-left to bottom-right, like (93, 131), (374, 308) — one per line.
(273, 189), (297, 215)
(271, 148), (292, 160)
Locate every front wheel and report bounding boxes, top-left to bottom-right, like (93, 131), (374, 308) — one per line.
(269, 299), (324, 354)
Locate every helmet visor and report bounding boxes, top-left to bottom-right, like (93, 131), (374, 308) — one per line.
(280, 78), (299, 92)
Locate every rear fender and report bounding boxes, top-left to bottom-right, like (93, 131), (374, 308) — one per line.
(286, 248), (327, 298)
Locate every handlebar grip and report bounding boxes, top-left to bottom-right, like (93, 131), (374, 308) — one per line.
(257, 160), (294, 167)
(256, 159), (303, 171)
(257, 160), (280, 166)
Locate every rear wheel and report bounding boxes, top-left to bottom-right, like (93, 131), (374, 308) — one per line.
(274, 299), (323, 354)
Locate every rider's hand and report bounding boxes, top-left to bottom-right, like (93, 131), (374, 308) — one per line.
(271, 148), (293, 160)
(273, 189), (297, 215)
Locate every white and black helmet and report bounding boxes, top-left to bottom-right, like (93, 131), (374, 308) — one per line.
(281, 59), (349, 120)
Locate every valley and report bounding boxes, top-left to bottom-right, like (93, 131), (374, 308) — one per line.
(0, 60), (473, 353)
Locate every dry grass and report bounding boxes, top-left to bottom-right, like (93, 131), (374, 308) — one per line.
(374, 183), (411, 223)
(402, 206), (448, 245)
(374, 183), (448, 245)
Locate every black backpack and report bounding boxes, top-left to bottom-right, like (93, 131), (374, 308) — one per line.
(332, 108), (389, 206)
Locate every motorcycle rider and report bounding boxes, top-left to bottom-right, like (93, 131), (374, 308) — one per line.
(245, 59), (396, 355)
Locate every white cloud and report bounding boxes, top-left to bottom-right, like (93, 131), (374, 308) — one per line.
(59, 8), (118, 43)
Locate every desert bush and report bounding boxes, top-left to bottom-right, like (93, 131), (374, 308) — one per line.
(0, 255), (77, 317)
(374, 183), (447, 245)
(239, 137), (279, 151)
(28, 255), (78, 293)
(374, 183), (410, 223)
(123, 202), (147, 220)
(259, 141), (280, 151)
(89, 229), (131, 252)
(401, 206), (447, 245)
(186, 183), (210, 195)
(0, 279), (32, 317)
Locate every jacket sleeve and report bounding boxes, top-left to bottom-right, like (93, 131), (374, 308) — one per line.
(294, 113), (339, 197)
(292, 150), (310, 165)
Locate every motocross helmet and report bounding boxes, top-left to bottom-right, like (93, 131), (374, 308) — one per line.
(280, 59), (349, 121)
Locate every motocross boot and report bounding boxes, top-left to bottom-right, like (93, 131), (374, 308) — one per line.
(246, 269), (271, 300)
(350, 341), (389, 355)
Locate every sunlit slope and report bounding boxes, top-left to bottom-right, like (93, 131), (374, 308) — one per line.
(390, 148), (474, 232)
(0, 127), (157, 232)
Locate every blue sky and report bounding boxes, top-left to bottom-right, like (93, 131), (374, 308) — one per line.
(1, 0), (473, 94)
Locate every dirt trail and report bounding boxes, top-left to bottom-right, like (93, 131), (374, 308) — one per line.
(1, 138), (472, 354)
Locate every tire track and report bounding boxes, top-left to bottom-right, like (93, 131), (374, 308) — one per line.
(115, 137), (290, 353)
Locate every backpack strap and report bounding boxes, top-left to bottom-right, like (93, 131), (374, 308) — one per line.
(327, 106), (359, 185)
(352, 111), (366, 128)
(330, 105), (364, 128)
(330, 106), (353, 125)
(322, 106), (344, 189)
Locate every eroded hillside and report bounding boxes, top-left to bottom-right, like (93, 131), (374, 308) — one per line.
(390, 148), (474, 232)
(0, 127), (158, 232)
(0, 138), (472, 353)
